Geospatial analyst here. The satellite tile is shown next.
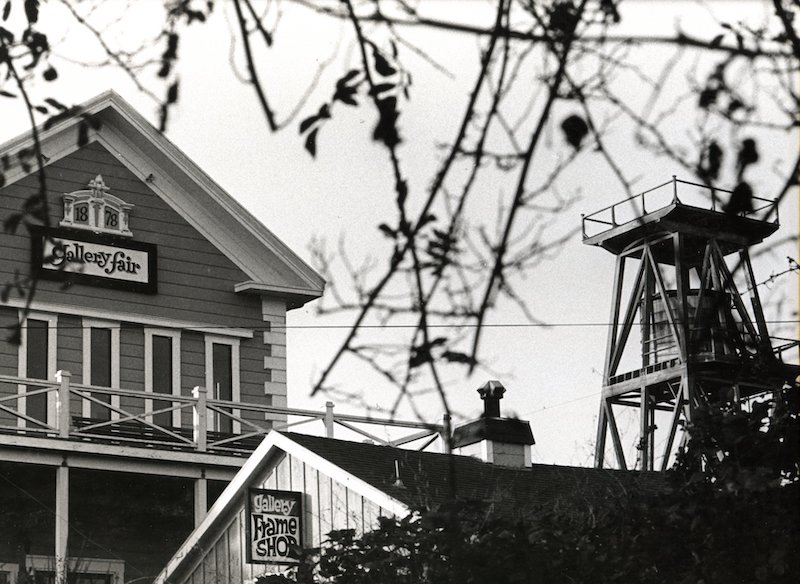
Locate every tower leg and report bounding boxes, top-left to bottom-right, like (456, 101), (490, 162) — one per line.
(594, 400), (608, 468)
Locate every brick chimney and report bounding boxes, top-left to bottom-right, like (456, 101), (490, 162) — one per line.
(452, 380), (535, 468)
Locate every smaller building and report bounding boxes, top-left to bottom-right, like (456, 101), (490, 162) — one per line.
(156, 383), (663, 584)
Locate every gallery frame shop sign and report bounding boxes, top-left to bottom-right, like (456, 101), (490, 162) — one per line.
(246, 488), (303, 564)
(31, 226), (157, 294)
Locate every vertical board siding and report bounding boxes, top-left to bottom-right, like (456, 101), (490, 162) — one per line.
(215, 536), (228, 584)
(304, 465), (320, 547)
(331, 481), (347, 533)
(347, 487), (364, 534)
(228, 514), (242, 584)
(181, 452), (398, 584)
(318, 471), (333, 543)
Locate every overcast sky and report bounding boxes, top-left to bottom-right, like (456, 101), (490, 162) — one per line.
(2, 0), (797, 466)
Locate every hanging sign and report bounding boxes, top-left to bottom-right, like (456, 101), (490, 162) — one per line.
(31, 226), (157, 294)
(246, 488), (303, 564)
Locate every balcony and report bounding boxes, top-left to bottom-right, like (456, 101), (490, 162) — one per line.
(0, 371), (446, 460)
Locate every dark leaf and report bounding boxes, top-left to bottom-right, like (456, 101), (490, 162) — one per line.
(166, 81), (179, 104)
(699, 87), (718, 109)
(442, 351), (477, 366)
(43, 66), (57, 81)
(24, 0), (38, 24)
(0, 25), (12, 43)
(736, 138), (759, 173)
(339, 69), (361, 85)
(305, 127), (319, 157)
(724, 182), (753, 216)
(599, 0), (621, 24)
(77, 120), (89, 147)
(82, 113), (101, 130)
(373, 97), (400, 147)
(334, 90), (358, 107)
(3, 212), (23, 234)
(369, 83), (394, 96)
(34, 105), (47, 114)
(299, 114), (319, 135)
(706, 141), (723, 180)
(7, 324), (21, 346)
(709, 33), (725, 49)
(318, 103), (331, 120)
(158, 104), (168, 132)
(0, 172), (4, 188)
(2, 1), (10, 22)
(0, 90), (16, 98)
(44, 97), (68, 111)
(372, 47), (397, 77)
(377, 223), (396, 238)
(560, 114), (589, 150)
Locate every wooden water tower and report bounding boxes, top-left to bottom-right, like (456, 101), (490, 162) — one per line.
(582, 177), (796, 471)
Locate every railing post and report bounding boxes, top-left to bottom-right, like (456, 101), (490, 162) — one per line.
(324, 401), (334, 438)
(441, 413), (452, 454)
(193, 386), (207, 452)
(580, 213), (585, 238)
(610, 205), (616, 226)
(672, 175), (678, 203)
(55, 370), (71, 439)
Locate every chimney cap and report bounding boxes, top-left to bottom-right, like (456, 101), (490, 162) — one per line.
(478, 380), (506, 400)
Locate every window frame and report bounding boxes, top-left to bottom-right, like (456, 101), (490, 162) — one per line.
(204, 334), (240, 433)
(81, 318), (120, 420)
(144, 328), (181, 427)
(17, 311), (58, 427)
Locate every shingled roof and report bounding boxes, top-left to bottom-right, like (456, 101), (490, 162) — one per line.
(283, 432), (667, 515)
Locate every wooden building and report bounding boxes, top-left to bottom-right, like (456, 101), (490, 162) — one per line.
(154, 383), (661, 584)
(0, 91), (325, 583)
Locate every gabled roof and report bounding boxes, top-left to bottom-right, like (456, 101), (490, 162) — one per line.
(0, 90), (324, 308)
(156, 431), (666, 584)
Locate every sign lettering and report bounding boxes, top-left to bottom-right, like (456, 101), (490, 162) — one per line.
(247, 489), (303, 564)
(31, 226), (157, 294)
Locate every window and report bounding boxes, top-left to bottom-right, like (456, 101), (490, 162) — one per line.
(18, 312), (57, 427)
(82, 319), (120, 420)
(204, 335), (240, 433)
(144, 329), (181, 427)
(24, 556), (124, 584)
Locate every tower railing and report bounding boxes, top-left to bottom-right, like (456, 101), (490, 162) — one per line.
(581, 177), (779, 240)
(0, 371), (446, 454)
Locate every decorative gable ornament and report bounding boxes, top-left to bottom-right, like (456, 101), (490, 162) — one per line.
(60, 175), (134, 236)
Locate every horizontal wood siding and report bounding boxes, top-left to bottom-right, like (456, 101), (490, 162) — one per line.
(0, 142), (286, 419)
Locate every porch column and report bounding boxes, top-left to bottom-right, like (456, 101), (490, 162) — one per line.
(55, 465), (69, 584)
(194, 472), (207, 528)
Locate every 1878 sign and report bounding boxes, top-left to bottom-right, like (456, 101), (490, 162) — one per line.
(246, 489), (303, 564)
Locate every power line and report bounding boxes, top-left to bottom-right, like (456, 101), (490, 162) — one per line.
(8, 319), (800, 331)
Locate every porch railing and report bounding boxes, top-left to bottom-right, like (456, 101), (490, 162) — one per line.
(0, 371), (446, 454)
